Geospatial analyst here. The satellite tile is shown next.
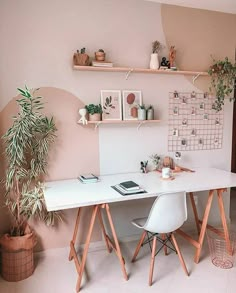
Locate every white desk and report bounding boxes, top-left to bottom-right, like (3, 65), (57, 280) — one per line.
(44, 168), (236, 292)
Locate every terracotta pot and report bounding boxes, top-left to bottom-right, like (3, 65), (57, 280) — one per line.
(0, 231), (37, 281)
(95, 51), (105, 61)
(89, 113), (101, 121)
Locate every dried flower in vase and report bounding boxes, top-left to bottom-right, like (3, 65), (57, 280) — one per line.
(152, 40), (161, 54)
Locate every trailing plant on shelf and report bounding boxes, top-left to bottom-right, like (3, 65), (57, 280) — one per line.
(85, 104), (102, 115)
(1, 86), (61, 237)
(208, 57), (236, 112)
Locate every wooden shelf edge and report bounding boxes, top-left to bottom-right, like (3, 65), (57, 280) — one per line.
(78, 120), (160, 125)
(73, 65), (208, 76)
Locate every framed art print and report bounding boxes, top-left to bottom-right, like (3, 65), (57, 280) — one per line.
(122, 90), (142, 120)
(101, 90), (122, 120)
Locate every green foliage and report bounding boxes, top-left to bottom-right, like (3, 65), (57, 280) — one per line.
(139, 104), (146, 110)
(98, 49), (105, 53)
(85, 104), (102, 115)
(150, 154), (161, 170)
(103, 96), (115, 115)
(147, 105), (153, 110)
(2, 86), (61, 236)
(208, 57), (236, 112)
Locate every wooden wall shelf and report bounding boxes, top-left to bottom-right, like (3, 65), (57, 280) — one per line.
(73, 65), (208, 82)
(77, 119), (161, 130)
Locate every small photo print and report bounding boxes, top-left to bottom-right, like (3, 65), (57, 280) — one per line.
(203, 113), (208, 120)
(173, 106), (179, 115)
(181, 139), (187, 146)
(215, 118), (220, 125)
(182, 118), (187, 126)
(214, 137), (219, 145)
(203, 92), (209, 99)
(191, 91), (196, 99)
(182, 96), (187, 104)
(199, 103), (204, 110)
(191, 129), (196, 136)
(198, 138), (203, 145)
(173, 90), (179, 99)
(191, 107), (196, 115)
(173, 128), (179, 136)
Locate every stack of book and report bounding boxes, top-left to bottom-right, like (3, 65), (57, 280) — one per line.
(78, 174), (99, 183)
(92, 61), (113, 67)
(112, 181), (145, 195)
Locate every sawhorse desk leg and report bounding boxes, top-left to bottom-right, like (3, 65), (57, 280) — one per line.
(177, 188), (232, 264)
(69, 204), (128, 292)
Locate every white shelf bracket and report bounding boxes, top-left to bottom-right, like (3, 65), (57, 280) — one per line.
(94, 122), (102, 130)
(125, 68), (134, 80)
(192, 73), (200, 84)
(137, 121), (145, 131)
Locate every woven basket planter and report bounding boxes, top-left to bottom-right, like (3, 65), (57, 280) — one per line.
(0, 230), (37, 282)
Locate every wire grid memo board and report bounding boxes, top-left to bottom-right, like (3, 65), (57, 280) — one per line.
(168, 91), (224, 152)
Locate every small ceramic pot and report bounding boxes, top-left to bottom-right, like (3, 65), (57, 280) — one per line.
(138, 109), (146, 120)
(95, 52), (105, 61)
(147, 108), (154, 120)
(89, 113), (101, 121)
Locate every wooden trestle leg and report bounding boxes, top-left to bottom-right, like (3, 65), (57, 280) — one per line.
(69, 204), (128, 292)
(189, 192), (201, 235)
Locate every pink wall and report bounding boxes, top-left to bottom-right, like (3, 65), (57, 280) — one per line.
(0, 0), (235, 250)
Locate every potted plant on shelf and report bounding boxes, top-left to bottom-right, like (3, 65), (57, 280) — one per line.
(0, 86), (62, 282)
(85, 104), (102, 121)
(138, 105), (146, 121)
(146, 105), (154, 120)
(208, 57), (236, 112)
(95, 49), (105, 61)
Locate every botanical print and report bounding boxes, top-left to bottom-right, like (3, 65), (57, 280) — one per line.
(122, 90), (142, 120)
(101, 90), (122, 120)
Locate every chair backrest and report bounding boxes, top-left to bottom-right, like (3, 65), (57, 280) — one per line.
(143, 191), (187, 234)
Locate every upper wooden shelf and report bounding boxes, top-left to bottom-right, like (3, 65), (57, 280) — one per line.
(73, 65), (208, 77)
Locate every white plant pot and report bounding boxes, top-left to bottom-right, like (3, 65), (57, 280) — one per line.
(147, 108), (154, 120)
(138, 109), (146, 120)
(149, 53), (159, 70)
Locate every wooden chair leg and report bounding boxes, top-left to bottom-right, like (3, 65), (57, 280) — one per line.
(161, 234), (168, 255)
(194, 189), (214, 263)
(217, 189), (232, 255)
(171, 233), (189, 276)
(189, 192), (201, 235)
(149, 236), (157, 286)
(97, 206), (112, 253)
(131, 231), (147, 262)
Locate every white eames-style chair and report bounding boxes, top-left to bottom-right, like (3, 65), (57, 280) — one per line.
(131, 191), (189, 286)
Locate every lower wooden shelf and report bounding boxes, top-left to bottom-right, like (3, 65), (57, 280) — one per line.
(77, 119), (161, 130)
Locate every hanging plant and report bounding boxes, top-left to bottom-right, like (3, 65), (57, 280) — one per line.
(208, 57), (236, 112)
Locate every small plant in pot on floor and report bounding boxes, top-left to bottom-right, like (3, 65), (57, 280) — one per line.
(0, 86), (62, 281)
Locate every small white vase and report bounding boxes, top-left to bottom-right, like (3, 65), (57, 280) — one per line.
(149, 53), (159, 70)
(138, 109), (146, 120)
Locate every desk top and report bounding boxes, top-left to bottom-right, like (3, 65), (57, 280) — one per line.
(44, 168), (236, 211)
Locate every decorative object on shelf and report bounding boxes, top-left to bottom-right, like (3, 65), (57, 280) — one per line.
(147, 105), (154, 120)
(100, 90), (122, 120)
(78, 108), (88, 125)
(208, 57), (236, 112)
(138, 105), (147, 120)
(0, 86), (61, 282)
(150, 154), (160, 170)
(92, 60), (113, 67)
(169, 45), (176, 69)
(95, 49), (106, 61)
(122, 90), (142, 120)
(140, 160), (148, 173)
(149, 40), (162, 70)
(73, 48), (90, 66)
(160, 57), (170, 70)
(168, 91), (224, 152)
(85, 104), (102, 121)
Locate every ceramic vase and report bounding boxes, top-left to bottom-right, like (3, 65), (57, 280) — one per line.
(138, 109), (146, 120)
(149, 53), (159, 70)
(147, 108), (154, 120)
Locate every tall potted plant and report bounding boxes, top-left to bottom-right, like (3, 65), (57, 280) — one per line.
(208, 57), (236, 112)
(0, 86), (61, 281)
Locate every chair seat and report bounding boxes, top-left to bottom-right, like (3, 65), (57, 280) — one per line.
(132, 217), (148, 229)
